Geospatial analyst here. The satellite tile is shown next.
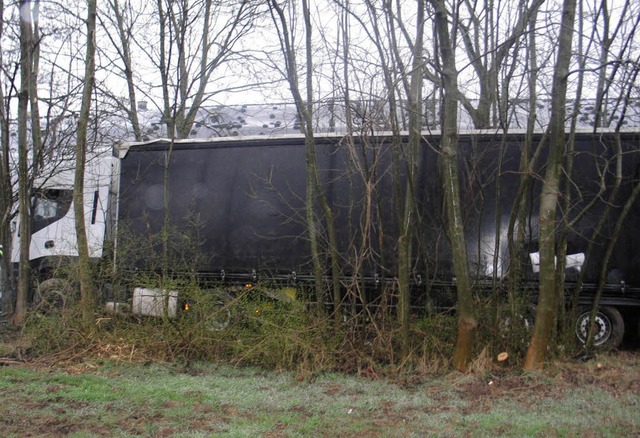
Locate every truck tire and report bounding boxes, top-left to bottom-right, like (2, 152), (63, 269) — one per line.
(200, 290), (234, 331)
(499, 304), (536, 343)
(34, 278), (74, 314)
(575, 306), (624, 350)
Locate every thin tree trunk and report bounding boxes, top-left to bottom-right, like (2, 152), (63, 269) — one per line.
(507, 5), (540, 297)
(359, 0), (410, 349)
(300, 0), (342, 318)
(0, 0), (14, 313)
(586, 172), (640, 350)
(108, 0), (142, 141)
(156, 0), (174, 138)
(431, 0), (476, 371)
(28, 0), (42, 173)
(524, 0), (577, 371)
(397, 0), (425, 358)
(12, 0), (35, 326)
(268, 0), (340, 314)
(74, 0), (98, 325)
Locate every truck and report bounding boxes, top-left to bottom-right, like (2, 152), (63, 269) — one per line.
(5, 129), (640, 349)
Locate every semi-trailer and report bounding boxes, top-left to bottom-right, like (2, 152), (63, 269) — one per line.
(7, 130), (640, 349)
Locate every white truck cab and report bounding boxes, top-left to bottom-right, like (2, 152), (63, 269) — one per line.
(10, 154), (116, 274)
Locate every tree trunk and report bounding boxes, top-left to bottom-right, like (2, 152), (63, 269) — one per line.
(586, 172), (640, 350)
(360, 0), (412, 352)
(12, 0), (35, 326)
(0, 0), (14, 313)
(28, 0), (42, 169)
(108, 0), (142, 141)
(524, 0), (577, 371)
(267, 0), (341, 314)
(397, 0), (425, 358)
(507, 4), (540, 296)
(431, 0), (476, 371)
(74, 0), (98, 325)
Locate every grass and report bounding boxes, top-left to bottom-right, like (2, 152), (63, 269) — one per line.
(0, 353), (638, 437)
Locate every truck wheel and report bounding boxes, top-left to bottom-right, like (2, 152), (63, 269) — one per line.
(575, 306), (624, 350)
(499, 305), (536, 343)
(201, 290), (233, 331)
(34, 278), (74, 314)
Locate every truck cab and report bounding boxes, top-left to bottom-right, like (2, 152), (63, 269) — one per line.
(10, 154), (116, 280)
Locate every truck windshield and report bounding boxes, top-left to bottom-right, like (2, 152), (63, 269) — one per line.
(32, 189), (73, 233)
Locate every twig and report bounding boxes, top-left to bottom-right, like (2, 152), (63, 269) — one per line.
(0, 357), (27, 366)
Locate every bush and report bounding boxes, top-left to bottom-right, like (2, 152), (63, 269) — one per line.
(22, 303), (85, 356)
(19, 276), (549, 376)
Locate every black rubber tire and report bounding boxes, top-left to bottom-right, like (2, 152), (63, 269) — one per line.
(199, 290), (234, 331)
(575, 305), (625, 350)
(34, 278), (74, 314)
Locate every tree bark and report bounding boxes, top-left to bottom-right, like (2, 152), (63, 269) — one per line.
(12, 0), (36, 325)
(431, 0), (476, 371)
(586, 168), (640, 350)
(506, 5), (541, 302)
(267, 0), (342, 314)
(107, 0), (142, 141)
(396, 0), (425, 358)
(0, 0), (15, 314)
(74, 0), (98, 325)
(524, 0), (577, 371)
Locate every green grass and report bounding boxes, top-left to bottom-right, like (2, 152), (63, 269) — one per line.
(0, 357), (638, 437)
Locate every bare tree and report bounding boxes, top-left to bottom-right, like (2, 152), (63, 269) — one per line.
(3, 0), (92, 321)
(12, 0), (38, 325)
(73, 0), (98, 324)
(571, 1), (640, 348)
(394, 0), (426, 357)
(454, 0), (544, 128)
(505, 0), (542, 326)
(101, 0), (262, 140)
(100, 0), (145, 141)
(339, 0), (427, 352)
(0, 0), (15, 314)
(430, 0), (476, 371)
(590, 0), (636, 129)
(524, 0), (577, 371)
(267, 0), (342, 316)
